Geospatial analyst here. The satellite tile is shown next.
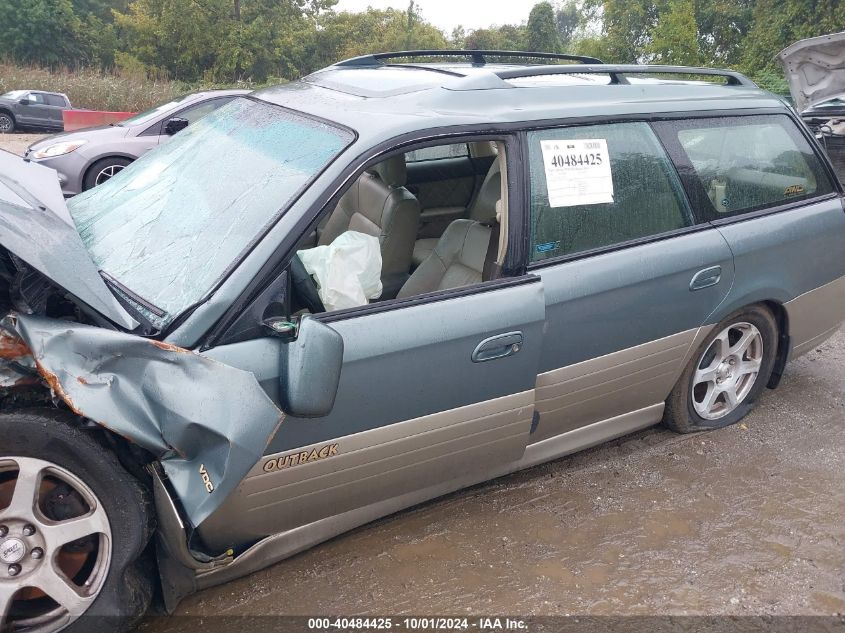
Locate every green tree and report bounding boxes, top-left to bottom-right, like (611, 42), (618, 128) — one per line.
(597, 0), (660, 62)
(555, 1), (581, 51)
(572, 36), (613, 62)
(113, 0), (336, 81)
(742, 0), (845, 74)
(464, 25), (527, 51)
(647, 0), (702, 65)
(695, 0), (754, 66)
(308, 8), (447, 70)
(0, 0), (89, 66)
(72, 0), (130, 21)
(586, 0), (754, 66)
(113, 0), (229, 80)
(527, 1), (561, 52)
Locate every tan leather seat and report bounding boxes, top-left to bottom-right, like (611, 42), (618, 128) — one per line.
(412, 158), (502, 266)
(320, 155), (421, 295)
(398, 220), (495, 299)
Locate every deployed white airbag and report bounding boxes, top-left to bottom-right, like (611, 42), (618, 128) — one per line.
(298, 231), (383, 311)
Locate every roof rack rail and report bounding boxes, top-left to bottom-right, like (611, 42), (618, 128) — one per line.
(335, 50), (605, 68)
(494, 64), (756, 87)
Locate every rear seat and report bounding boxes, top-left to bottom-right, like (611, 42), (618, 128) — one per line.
(411, 158), (501, 266)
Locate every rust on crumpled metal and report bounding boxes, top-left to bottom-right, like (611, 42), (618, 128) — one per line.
(12, 314), (285, 527)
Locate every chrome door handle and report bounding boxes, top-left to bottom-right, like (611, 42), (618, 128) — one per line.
(690, 266), (722, 291)
(472, 331), (523, 363)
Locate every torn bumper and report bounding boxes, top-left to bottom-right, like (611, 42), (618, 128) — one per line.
(12, 315), (283, 527)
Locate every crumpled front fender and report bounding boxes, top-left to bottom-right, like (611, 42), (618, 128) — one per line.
(14, 314), (284, 527)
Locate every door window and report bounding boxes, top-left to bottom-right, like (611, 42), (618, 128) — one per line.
(26, 93), (46, 105)
(527, 122), (693, 262)
(44, 94), (65, 107)
(654, 115), (835, 219)
(406, 143), (469, 162)
(290, 142), (506, 315)
(178, 97), (234, 125)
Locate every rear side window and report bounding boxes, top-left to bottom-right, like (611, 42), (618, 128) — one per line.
(406, 143), (469, 162)
(655, 115), (835, 219)
(527, 121), (693, 262)
(44, 94), (65, 107)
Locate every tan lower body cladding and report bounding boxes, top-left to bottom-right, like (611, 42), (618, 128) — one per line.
(197, 389), (535, 550)
(785, 274), (845, 359)
(531, 327), (712, 442)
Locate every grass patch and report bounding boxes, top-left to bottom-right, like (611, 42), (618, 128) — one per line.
(0, 63), (260, 112)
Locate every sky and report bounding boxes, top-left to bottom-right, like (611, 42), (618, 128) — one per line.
(333, 0), (536, 33)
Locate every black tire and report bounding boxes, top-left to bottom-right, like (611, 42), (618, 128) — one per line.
(1, 410), (155, 633)
(0, 112), (15, 134)
(83, 157), (133, 191)
(664, 304), (778, 433)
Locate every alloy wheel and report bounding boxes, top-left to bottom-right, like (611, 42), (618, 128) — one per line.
(0, 116), (13, 133)
(691, 322), (764, 420)
(94, 164), (124, 186)
(0, 456), (111, 632)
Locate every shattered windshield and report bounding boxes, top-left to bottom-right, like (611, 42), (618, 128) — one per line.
(68, 97), (352, 327)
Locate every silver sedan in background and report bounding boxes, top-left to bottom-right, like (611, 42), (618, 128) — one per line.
(25, 89), (249, 196)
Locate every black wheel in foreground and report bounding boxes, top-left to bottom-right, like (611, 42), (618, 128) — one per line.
(664, 304), (778, 433)
(83, 157), (133, 190)
(0, 411), (154, 633)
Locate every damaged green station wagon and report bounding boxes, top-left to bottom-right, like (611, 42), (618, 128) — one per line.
(2, 51), (845, 632)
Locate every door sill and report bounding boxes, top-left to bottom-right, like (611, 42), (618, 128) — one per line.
(518, 403), (665, 470)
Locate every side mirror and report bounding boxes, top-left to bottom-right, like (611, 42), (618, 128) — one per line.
(164, 117), (189, 135)
(271, 316), (343, 418)
(18, 98), (31, 105)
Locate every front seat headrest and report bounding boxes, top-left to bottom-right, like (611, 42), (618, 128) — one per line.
(469, 159), (502, 224)
(369, 155), (407, 188)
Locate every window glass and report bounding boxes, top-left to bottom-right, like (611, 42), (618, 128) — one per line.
(68, 97), (353, 327)
(44, 94), (65, 107)
(117, 93), (198, 127)
(668, 116), (834, 217)
(528, 122), (693, 262)
(406, 143), (469, 162)
(27, 93), (46, 104)
(179, 97), (232, 125)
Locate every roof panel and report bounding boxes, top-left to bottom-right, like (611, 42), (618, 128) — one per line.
(255, 65), (788, 148)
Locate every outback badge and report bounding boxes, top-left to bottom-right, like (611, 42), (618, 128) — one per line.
(263, 443), (339, 472)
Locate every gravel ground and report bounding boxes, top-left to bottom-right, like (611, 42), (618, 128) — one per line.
(139, 327), (845, 627)
(0, 133), (45, 156)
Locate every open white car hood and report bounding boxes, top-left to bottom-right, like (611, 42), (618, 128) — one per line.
(779, 31), (845, 113)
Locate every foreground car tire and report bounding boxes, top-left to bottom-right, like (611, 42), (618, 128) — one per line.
(83, 157), (133, 190)
(0, 411), (154, 633)
(664, 305), (778, 433)
(0, 113), (14, 134)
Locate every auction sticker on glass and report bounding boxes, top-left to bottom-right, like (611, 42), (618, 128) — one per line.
(540, 138), (614, 207)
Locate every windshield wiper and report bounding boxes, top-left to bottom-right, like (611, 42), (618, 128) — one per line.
(100, 272), (166, 320)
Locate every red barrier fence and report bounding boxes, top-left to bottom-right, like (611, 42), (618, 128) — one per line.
(62, 110), (137, 132)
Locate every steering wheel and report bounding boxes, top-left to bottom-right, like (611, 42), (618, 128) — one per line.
(289, 254), (325, 314)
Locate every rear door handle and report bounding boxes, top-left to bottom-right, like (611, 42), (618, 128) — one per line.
(690, 266), (722, 291)
(472, 331), (523, 363)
